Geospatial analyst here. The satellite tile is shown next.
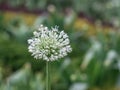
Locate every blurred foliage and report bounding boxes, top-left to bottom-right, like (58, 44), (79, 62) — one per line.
(0, 0), (120, 90)
(1, 0), (120, 23)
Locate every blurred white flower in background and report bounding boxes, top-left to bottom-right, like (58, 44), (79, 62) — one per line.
(28, 25), (72, 61)
(69, 83), (88, 90)
(33, 16), (47, 28)
(104, 50), (117, 67)
(7, 63), (31, 85)
(81, 39), (102, 69)
(60, 57), (71, 70)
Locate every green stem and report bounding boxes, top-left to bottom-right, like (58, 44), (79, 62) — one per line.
(46, 61), (51, 90)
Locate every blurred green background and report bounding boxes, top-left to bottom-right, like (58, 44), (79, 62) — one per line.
(0, 0), (120, 90)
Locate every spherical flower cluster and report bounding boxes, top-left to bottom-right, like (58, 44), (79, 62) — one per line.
(28, 25), (72, 61)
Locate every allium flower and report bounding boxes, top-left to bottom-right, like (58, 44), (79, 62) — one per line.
(28, 25), (72, 61)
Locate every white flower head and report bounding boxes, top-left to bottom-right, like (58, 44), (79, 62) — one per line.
(28, 25), (72, 61)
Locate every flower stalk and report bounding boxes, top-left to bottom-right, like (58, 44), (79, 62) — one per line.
(46, 61), (51, 90)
